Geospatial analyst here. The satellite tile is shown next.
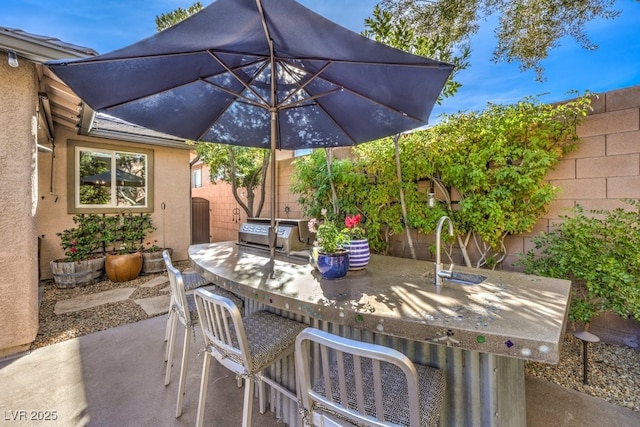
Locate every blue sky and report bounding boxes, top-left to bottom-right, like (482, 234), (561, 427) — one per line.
(3, 0), (640, 121)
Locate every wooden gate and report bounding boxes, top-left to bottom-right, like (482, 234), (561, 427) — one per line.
(191, 197), (210, 244)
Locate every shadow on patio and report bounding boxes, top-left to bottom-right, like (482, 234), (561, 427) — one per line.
(0, 316), (284, 426)
(1, 314), (639, 426)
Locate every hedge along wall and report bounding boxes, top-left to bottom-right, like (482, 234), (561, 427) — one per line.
(377, 85), (640, 269)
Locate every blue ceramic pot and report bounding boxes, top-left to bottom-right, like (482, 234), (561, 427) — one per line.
(344, 239), (370, 270)
(316, 250), (349, 279)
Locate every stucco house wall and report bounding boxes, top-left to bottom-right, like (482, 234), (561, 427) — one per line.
(37, 126), (193, 280)
(0, 52), (40, 358)
(0, 42), (193, 358)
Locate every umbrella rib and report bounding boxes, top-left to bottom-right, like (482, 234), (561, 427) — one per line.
(199, 78), (268, 110)
(277, 61), (333, 108)
(54, 50), (449, 70)
(277, 59), (429, 123)
(206, 51), (270, 108)
(340, 84), (424, 123)
(309, 102), (358, 146)
(278, 87), (343, 110)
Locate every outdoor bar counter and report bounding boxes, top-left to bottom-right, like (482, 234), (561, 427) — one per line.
(189, 241), (572, 427)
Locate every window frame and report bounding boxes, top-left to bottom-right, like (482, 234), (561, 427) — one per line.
(67, 140), (154, 214)
(192, 167), (202, 188)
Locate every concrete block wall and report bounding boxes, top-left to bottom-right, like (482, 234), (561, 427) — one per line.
(192, 160), (278, 243)
(504, 85), (640, 270)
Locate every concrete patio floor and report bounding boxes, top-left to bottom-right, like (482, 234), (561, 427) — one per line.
(1, 315), (639, 427)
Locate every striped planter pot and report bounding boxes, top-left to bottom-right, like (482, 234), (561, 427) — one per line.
(345, 239), (370, 270)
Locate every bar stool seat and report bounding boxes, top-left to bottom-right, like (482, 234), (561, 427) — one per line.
(194, 288), (306, 427)
(295, 328), (446, 427)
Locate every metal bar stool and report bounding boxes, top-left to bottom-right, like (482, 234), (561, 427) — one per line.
(295, 328), (446, 427)
(163, 250), (243, 361)
(163, 254), (243, 418)
(193, 288), (306, 427)
(163, 250), (210, 354)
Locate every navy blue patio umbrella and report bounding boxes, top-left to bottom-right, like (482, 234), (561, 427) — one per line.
(47, 0), (454, 257)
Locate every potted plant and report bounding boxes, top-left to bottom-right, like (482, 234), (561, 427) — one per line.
(308, 209), (350, 279)
(343, 213), (370, 270)
(141, 239), (172, 275)
(50, 214), (106, 288)
(103, 212), (155, 282)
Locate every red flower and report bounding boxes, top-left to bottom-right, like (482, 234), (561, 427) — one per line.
(345, 214), (361, 229)
(70, 247), (77, 253)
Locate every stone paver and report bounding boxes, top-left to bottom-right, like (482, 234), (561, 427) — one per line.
(54, 288), (136, 315)
(140, 276), (169, 288)
(134, 295), (170, 316)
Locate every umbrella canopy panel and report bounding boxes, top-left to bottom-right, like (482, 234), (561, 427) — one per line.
(47, 0), (454, 149)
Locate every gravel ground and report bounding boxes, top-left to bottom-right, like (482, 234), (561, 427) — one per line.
(525, 332), (640, 412)
(34, 268), (639, 413)
(32, 261), (190, 349)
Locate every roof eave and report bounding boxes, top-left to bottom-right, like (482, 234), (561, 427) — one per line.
(0, 32), (92, 62)
(83, 127), (191, 149)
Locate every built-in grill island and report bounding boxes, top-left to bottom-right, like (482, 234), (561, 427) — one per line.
(237, 218), (314, 257)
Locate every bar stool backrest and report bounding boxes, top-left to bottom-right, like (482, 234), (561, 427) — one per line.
(194, 288), (252, 374)
(166, 262), (190, 327)
(295, 328), (424, 427)
(162, 249), (174, 268)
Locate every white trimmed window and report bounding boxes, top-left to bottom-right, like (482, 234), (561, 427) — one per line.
(68, 140), (154, 213)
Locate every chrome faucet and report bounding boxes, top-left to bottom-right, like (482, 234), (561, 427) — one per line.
(435, 216), (454, 286)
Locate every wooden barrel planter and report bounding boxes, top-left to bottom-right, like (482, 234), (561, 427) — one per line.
(141, 248), (172, 275)
(105, 252), (143, 282)
(50, 256), (105, 289)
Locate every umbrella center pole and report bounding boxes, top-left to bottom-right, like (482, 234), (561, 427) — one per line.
(258, 0), (279, 272)
(269, 109), (277, 270)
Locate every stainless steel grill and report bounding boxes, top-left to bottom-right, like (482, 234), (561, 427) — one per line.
(238, 218), (313, 255)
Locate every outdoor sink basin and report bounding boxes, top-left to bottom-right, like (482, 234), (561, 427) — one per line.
(444, 271), (487, 285)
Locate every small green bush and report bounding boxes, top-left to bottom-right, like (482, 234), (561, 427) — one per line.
(57, 213), (156, 260)
(56, 214), (105, 261)
(102, 212), (156, 254)
(517, 200), (640, 325)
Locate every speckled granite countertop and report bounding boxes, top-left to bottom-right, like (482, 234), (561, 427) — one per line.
(189, 242), (571, 364)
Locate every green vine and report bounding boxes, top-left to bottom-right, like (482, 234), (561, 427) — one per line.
(291, 93), (593, 266)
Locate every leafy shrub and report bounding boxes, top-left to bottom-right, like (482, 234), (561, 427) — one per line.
(292, 94), (592, 264)
(517, 201), (640, 325)
(102, 212), (156, 254)
(57, 213), (156, 260)
(56, 214), (105, 262)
